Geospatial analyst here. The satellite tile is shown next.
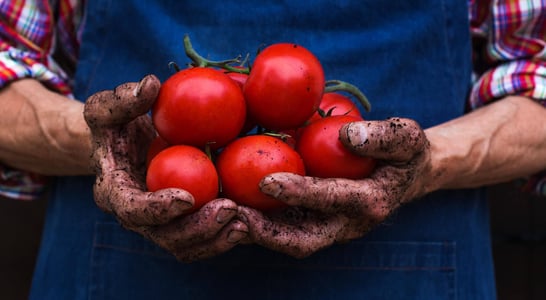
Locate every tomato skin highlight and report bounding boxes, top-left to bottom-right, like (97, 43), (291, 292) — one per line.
(216, 135), (305, 211)
(152, 67), (246, 149)
(297, 115), (375, 179)
(146, 145), (219, 213)
(243, 43), (325, 131)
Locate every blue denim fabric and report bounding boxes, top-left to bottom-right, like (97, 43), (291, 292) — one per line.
(30, 1), (496, 299)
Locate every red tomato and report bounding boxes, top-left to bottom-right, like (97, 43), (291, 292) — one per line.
(296, 115), (375, 179)
(216, 135), (305, 211)
(146, 145), (219, 213)
(243, 43), (325, 131)
(308, 92), (363, 123)
(152, 67), (246, 149)
(223, 69), (257, 134)
(278, 129), (298, 149)
(146, 135), (170, 166)
(223, 68), (248, 88)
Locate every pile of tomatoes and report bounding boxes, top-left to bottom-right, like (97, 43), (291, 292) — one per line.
(146, 36), (375, 212)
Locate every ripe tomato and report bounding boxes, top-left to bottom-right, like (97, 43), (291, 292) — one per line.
(308, 92), (363, 123)
(216, 135), (305, 211)
(223, 68), (248, 88)
(277, 129), (298, 149)
(146, 145), (219, 213)
(146, 135), (170, 166)
(222, 69), (257, 134)
(152, 67), (246, 149)
(243, 43), (325, 131)
(296, 115), (375, 179)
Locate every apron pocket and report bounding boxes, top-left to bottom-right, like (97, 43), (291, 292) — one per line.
(89, 221), (456, 300)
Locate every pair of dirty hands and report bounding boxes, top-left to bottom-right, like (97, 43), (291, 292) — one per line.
(84, 75), (431, 262)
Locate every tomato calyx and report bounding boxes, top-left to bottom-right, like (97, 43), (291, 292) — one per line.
(324, 80), (371, 112)
(316, 106), (355, 118)
(183, 34), (250, 74)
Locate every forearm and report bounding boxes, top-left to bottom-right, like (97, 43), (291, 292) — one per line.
(424, 96), (546, 192)
(0, 79), (93, 175)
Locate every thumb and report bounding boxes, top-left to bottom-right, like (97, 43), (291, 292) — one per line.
(339, 117), (428, 162)
(84, 74), (161, 128)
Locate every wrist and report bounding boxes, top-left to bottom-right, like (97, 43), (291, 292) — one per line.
(424, 96), (546, 192)
(423, 127), (465, 193)
(0, 79), (93, 175)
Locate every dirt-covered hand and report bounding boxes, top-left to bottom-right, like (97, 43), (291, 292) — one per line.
(83, 75), (247, 262)
(238, 117), (430, 258)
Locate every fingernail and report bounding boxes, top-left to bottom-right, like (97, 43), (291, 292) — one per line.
(216, 207), (236, 224)
(237, 210), (248, 223)
(133, 77), (146, 97)
(179, 200), (194, 210)
(227, 230), (248, 243)
(259, 176), (282, 198)
(344, 122), (368, 147)
(172, 193), (194, 210)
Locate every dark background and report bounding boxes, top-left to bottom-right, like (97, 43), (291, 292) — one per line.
(1, 182), (545, 299)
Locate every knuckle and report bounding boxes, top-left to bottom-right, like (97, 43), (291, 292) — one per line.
(174, 249), (208, 263)
(366, 202), (392, 222)
(357, 193), (393, 223)
(290, 248), (313, 259)
(146, 230), (176, 251)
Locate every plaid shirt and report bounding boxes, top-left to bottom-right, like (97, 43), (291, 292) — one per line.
(1, 0), (545, 200)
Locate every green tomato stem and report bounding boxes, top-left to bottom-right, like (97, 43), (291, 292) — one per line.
(324, 80), (372, 112)
(204, 143), (214, 161)
(183, 34), (250, 74)
(263, 131), (292, 140)
(168, 61), (181, 72)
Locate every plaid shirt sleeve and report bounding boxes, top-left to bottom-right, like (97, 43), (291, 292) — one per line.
(0, 0), (84, 200)
(469, 0), (546, 107)
(469, 0), (546, 196)
(1, 0), (545, 199)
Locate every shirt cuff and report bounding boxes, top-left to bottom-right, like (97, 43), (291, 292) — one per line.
(469, 60), (546, 109)
(0, 47), (69, 200)
(0, 48), (72, 95)
(0, 165), (48, 200)
(469, 59), (546, 197)
(516, 170), (546, 198)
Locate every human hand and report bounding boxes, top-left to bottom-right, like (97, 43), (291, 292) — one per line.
(83, 75), (247, 262)
(238, 118), (431, 258)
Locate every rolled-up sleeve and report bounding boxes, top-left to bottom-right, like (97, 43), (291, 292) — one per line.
(469, 0), (546, 196)
(469, 0), (546, 108)
(0, 1), (76, 94)
(0, 0), (83, 200)
(470, 60), (546, 108)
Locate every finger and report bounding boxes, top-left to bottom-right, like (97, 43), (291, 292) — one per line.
(84, 74), (161, 128)
(260, 172), (398, 221)
(172, 220), (248, 263)
(98, 115), (156, 170)
(260, 172), (371, 214)
(95, 169), (194, 226)
(238, 206), (346, 258)
(145, 199), (241, 249)
(339, 117), (428, 162)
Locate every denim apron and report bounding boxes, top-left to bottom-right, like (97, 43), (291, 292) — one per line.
(30, 1), (496, 299)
